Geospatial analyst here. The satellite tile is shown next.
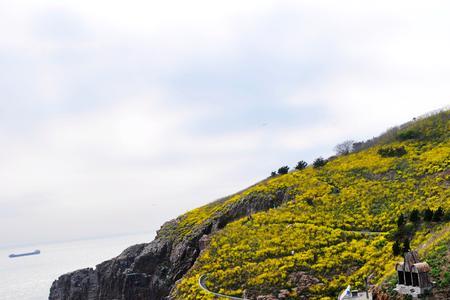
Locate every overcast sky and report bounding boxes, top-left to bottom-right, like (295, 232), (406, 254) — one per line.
(1, 0), (449, 247)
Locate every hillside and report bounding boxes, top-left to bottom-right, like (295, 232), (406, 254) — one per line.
(50, 110), (450, 300)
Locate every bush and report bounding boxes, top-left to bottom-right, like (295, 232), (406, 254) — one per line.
(331, 186), (340, 194)
(377, 146), (407, 157)
(397, 129), (421, 141)
(295, 160), (308, 170)
(270, 171), (277, 177)
(442, 272), (450, 287)
(397, 215), (405, 228)
(277, 166), (289, 175)
(313, 157), (327, 168)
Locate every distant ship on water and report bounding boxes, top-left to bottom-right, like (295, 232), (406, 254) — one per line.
(8, 249), (41, 258)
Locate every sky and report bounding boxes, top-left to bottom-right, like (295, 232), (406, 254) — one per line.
(1, 0), (449, 247)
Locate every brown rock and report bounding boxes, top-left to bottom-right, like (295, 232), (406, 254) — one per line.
(288, 271), (320, 294)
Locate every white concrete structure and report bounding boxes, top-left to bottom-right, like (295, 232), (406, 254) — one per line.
(339, 290), (373, 300)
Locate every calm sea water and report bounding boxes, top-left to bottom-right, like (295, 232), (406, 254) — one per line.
(0, 233), (153, 300)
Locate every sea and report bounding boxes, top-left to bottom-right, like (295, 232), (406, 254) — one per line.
(0, 232), (153, 300)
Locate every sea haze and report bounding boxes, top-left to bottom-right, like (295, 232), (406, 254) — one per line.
(0, 232), (153, 300)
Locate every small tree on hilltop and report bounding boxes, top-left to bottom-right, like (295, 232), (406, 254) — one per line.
(270, 171), (277, 177)
(295, 160), (308, 170)
(334, 140), (355, 155)
(277, 166), (289, 175)
(313, 157), (327, 168)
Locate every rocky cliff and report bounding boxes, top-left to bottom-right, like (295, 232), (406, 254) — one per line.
(49, 190), (293, 300)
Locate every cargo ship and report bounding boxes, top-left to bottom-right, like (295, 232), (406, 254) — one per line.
(8, 249), (41, 258)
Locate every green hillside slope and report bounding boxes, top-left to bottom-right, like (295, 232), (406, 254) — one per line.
(170, 110), (449, 300)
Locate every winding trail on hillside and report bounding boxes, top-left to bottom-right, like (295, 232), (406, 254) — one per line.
(198, 274), (247, 300)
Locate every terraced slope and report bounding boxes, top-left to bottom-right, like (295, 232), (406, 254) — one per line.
(172, 111), (450, 299)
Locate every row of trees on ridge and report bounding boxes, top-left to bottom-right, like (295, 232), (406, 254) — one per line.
(270, 158), (328, 177)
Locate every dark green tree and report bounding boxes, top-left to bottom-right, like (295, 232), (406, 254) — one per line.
(423, 208), (433, 222)
(409, 209), (420, 223)
(295, 160), (308, 170)
(277, 166), (289, 175)
(392, 240), (402, 256)
(402, 239), (411, 254)
(433, 207), (444, 222)
(270, 171), (277, 177)
(312, 157), (327, 168)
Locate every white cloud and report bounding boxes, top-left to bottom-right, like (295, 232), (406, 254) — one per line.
(0, 91), (266, 244)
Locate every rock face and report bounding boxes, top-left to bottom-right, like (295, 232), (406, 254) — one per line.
(288, 272), (320, 295)
(49, 189), (293, 300)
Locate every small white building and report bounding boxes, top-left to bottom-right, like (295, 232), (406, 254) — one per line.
(339, 290), (372, 300)
(338, 285), (372, 300)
